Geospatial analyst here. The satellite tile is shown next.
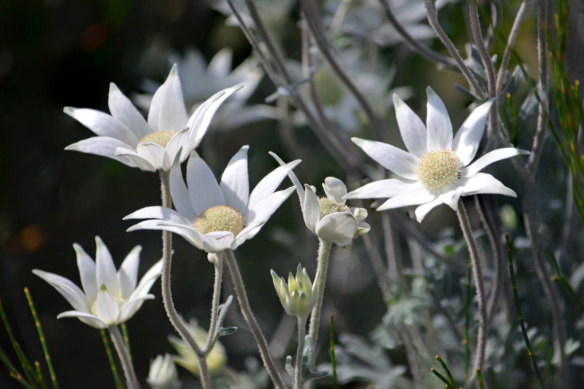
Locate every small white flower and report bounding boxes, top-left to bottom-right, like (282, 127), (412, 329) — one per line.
(271, 264), (316, 318)
(65, 64), (242, 172)
(32, 236), (162, 329)
(147, 354), (179, 389)
(271, 153), (370, 246)
(345, 87), (527, 222)
(124, 146), (300, 253)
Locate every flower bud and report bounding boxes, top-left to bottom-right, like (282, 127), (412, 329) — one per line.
(146, 354), (179, 389)
(271, 264), (315, 318)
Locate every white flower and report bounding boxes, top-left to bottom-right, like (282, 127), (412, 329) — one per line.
(271, 153), (370, 246)
(271, 264), (316, 318)
(147, 354), (179, 389)
(32, 236), (162, 329)
(124, 146), (300, 253)
(64, 64), (242, 172)
(345, 87), (527, 222)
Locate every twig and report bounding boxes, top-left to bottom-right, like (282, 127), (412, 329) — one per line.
(378, 0), (458, 70)
(424, 0), (485, 97)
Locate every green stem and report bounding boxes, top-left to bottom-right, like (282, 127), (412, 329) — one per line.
(294, 316), (307, 389)
(158, 170), (211, 389)
(456, 200), (487, 383)
(24, 287), (59, 389)
(120, 323), (132, 363)
(108, 326), (140, 389)
(308, 240), (332, 349)
(505, 234), (546, 389)
(100, 329), (124, 389)
(224, 249), (286, 389)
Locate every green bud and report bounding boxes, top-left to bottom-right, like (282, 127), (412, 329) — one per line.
(271, 264), (315, 318)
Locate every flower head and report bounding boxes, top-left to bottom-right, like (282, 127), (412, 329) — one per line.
(33, 236), (162, 329)
(169, 320), (226, 376)
(345, 87), (527, 222)
(65, 64), (242, 172)
(271, 153), (370, 246)
(271, 264), (315, 318)
(147, 354), (179, 389)
(124, 147), (300, 253)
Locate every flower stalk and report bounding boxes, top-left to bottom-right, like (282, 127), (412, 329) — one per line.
(158, 170), (211, 389)
(308, 240), (332, 349)
(456, 200), (487, 385)
(294, 316), (307, 389)
(108, 325), (140, 389)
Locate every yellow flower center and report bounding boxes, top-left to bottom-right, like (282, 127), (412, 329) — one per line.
(138, 131), (175, 148)
(318, 197), (350, 219)
(194, 205), (245, 236)
(416, 150), (462, 190)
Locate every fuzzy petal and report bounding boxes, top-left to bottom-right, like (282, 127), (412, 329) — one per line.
(247, 159), (301, 214)
(463, 148), (527, 176)
(351, 138), (418, 180)
(345, 179), (422, 199)
(376, 189), (435, 211)
(302, 185), (320, 233)
(113, 147), (156, 171)
(169, 165), (197, 220)
(136, 142), (170, 171)
(127, 220), (205, 251)
(120, 294), (155, 322)
(148, 65), (188, 133)
(118, 245), (141, 299)
(461, 172), (517, 197)
(73, 243), (97, 302)
(95, 236), (120, 295)
(66, 137), (140, 168)
(452, 101), (492, 165)
(426, 87), (453, 151)
(201, 232), (236, 253)
(220, 145), (249, 213)
(322, 177), (347, 203)
(164, 128), (190, 167)
(316, 212), (358, 246)
(130, 259), (163, 299)
(414, 197), (444, 222)
(96, 290), (120, 326)
(108, 83), (151, 141)
(124, 206), (192, 225)
(186, 152), (224, 215)
(64, 107), (138, 146)
(32, 270), (89, 312)
(393, 94), (427, 158)
(244, 187), (296, 235)
(57, 311), (106, 329)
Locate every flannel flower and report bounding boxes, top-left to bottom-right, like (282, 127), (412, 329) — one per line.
(345, 87), (527, 222)
(124, 146), (299, 253)
(271, 264), (316, 318)
(65, 64), (241, 172)
(33, 236), (162, 329)
(271, 153), (369, 246)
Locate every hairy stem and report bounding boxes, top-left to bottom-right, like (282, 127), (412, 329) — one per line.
(108, 326), (139, 389)
(308, 240), (332, 350)
(294, 317), (307, 389)
(203, 253), (224, 354)
(224, 249), (286, 389)
(158, 171), (211, 389)
(456, 200), (487, 385)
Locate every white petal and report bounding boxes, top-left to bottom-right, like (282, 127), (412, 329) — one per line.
(95, 236), (120, 295)
(124, 206), (192, 224)
(240, 187), (295, 241)
(64, 107), (138, 146)
(201, 232), (236, 253)
(463, 148), (528, 176)
(57, 311), (106, 329)
(316, 212), (358, 246)
(322, 177), (347, 203)
(269, 151), (305, 208)
(393, 94), (427, 158)
(247, 159), (301, 212)
(148, 64), (188, 132)
(108, 83), (151, 141)
(426, 87), (453, 151)
(461, 172), (517, 197)
(96, 290), (120, 326)
(66, 137), (141, 168)
(73, 243), (97, 302)
(437, 186), (464, 210)
(118, 245), (141, 299)
(376, 189), (435, 211)
(414, 197), (444, 222)
(186, 152), (224, 214)
(131, 259), (163, 299)
(208, 48), (232, 76)
(127, 220), (204, 251)
(113, 147), (156, 171)
(220, 145), (249, 213)
(120, 295), (154, 322)
(302, 185), (320, 233)
(32, 270), (89, 312)
(345, 179), (422, 199)
(169, 165), (197, 220)
(136, 143), (170, 171)
(164, 128), (190, 167)
(187, 84), (244, 148)
(351, 138), (418, 180)
(452, 101), (493, 165)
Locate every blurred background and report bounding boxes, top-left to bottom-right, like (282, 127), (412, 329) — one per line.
(1, 0), (580, 388)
